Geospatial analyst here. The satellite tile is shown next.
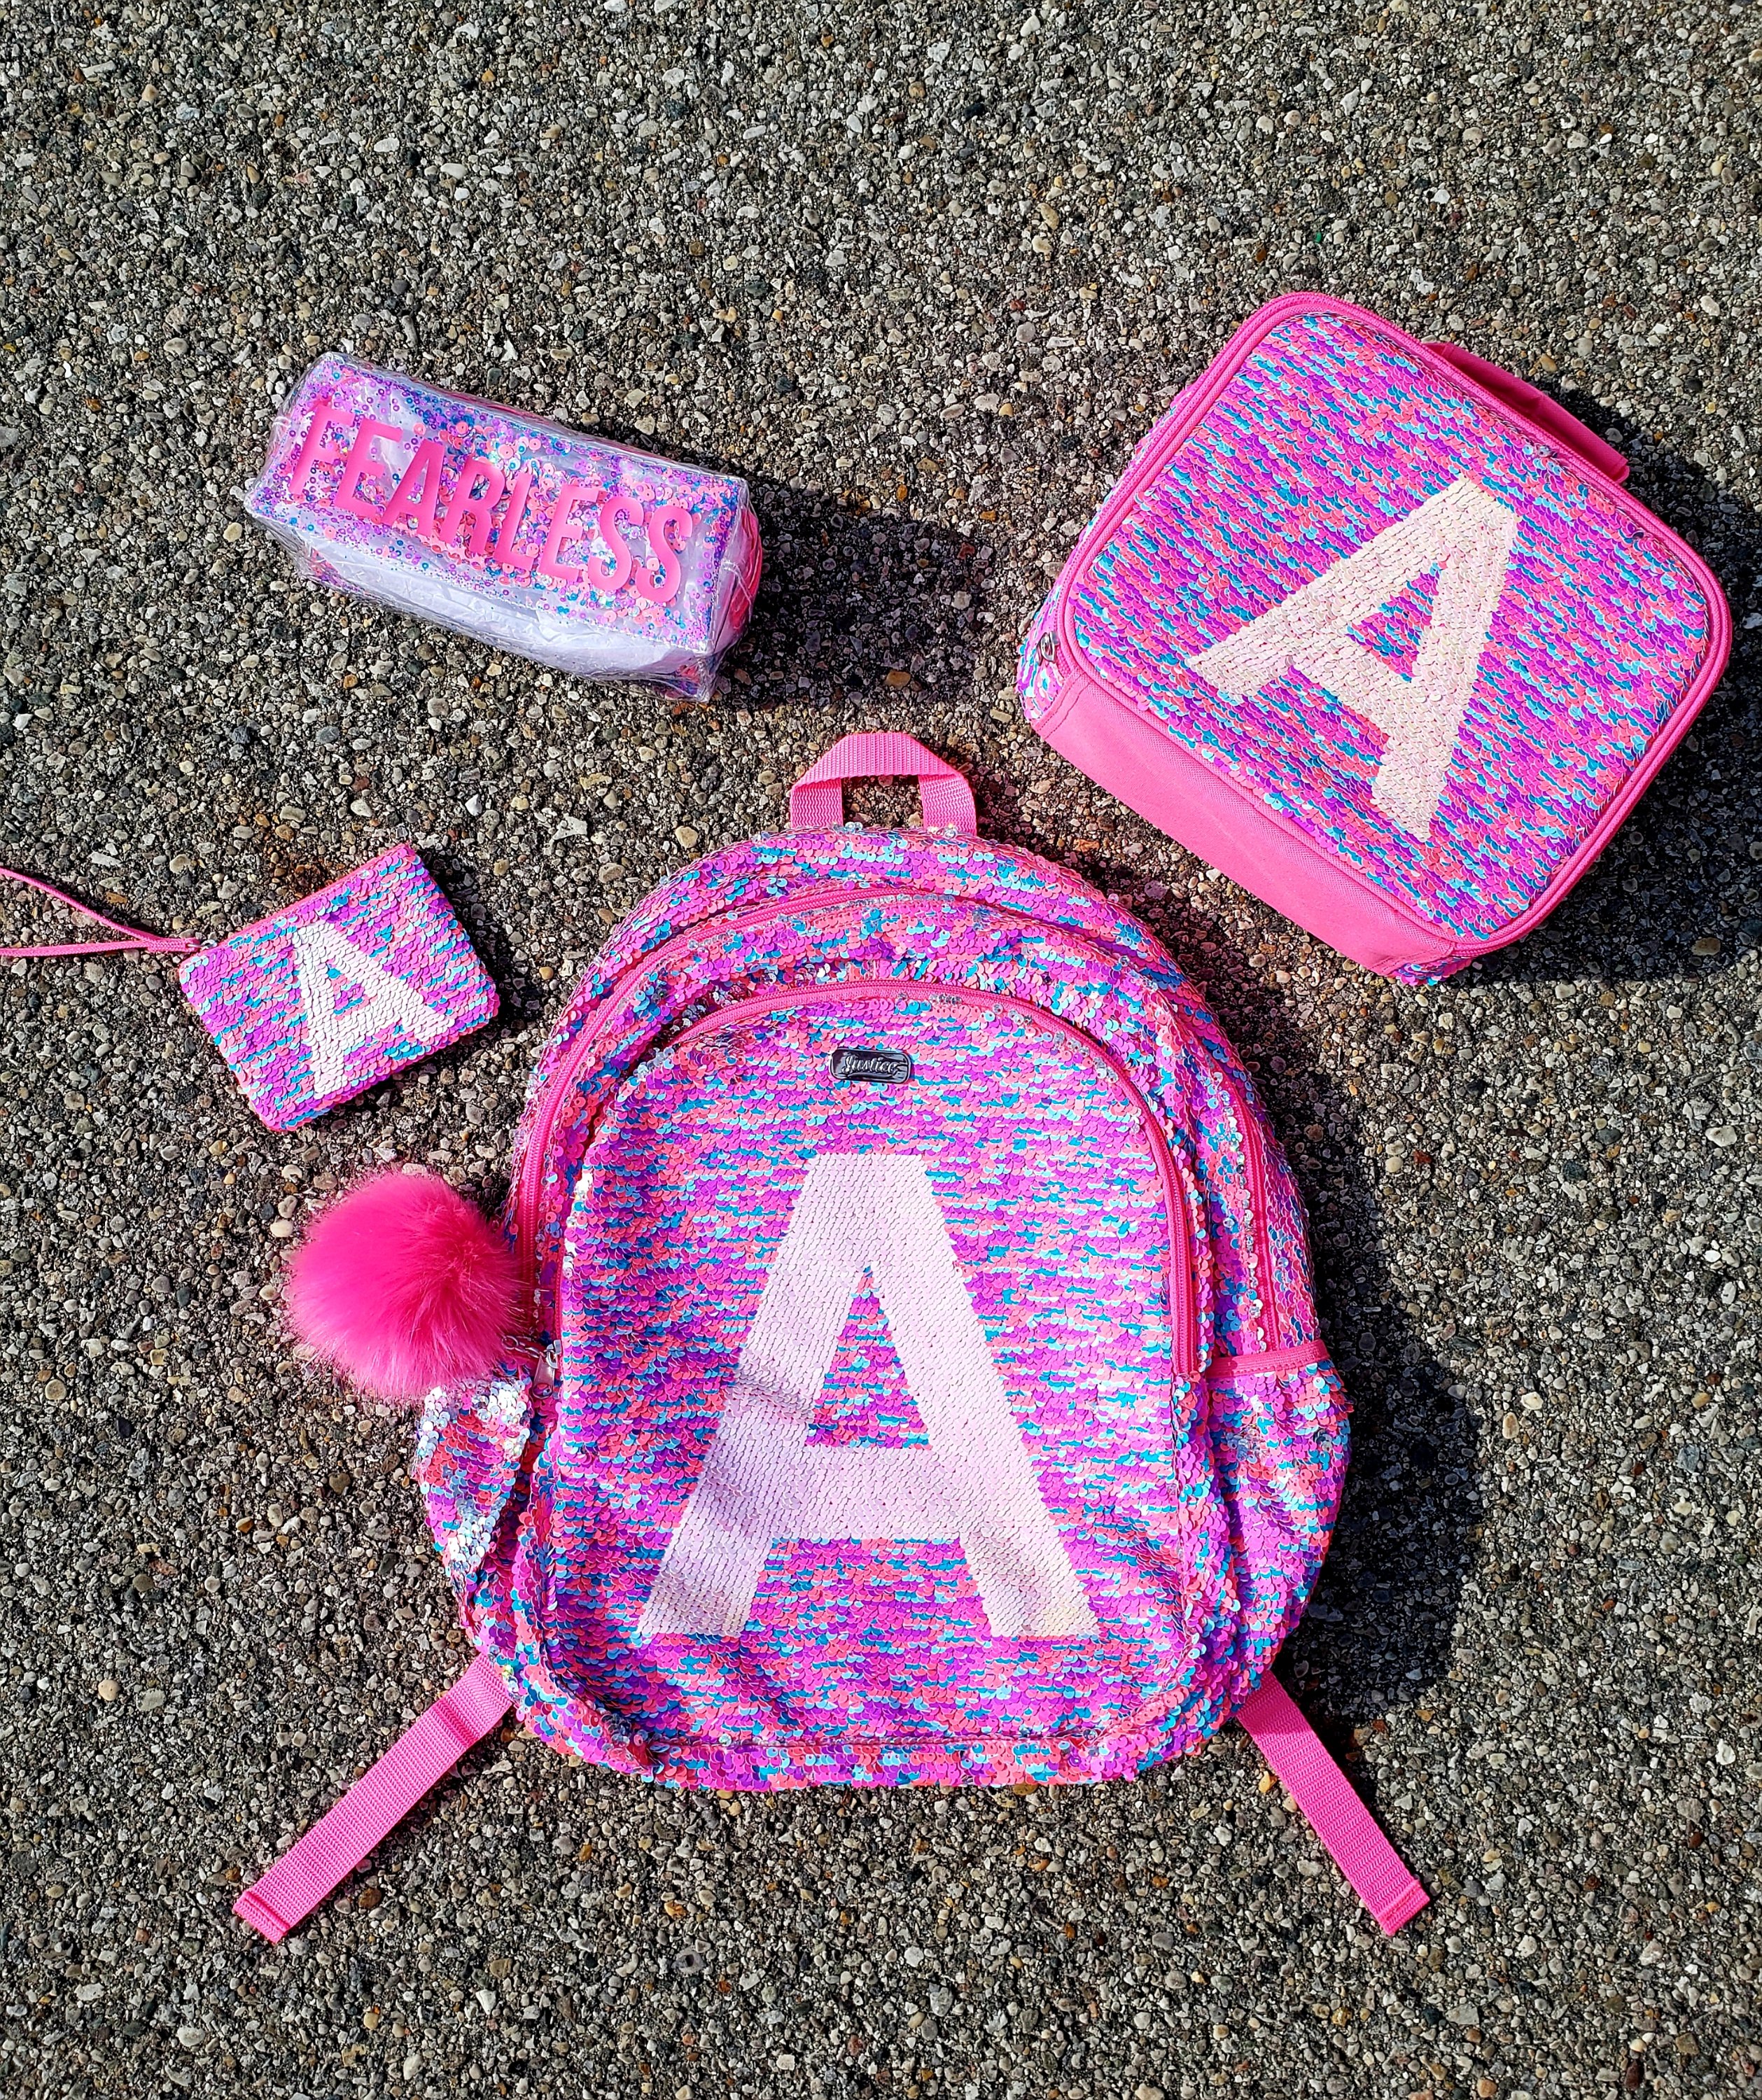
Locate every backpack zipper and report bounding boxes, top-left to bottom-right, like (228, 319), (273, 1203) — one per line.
(1231, 1082), (1281, 1354)
(513, 879), (1159, 1285)
(513, 879), (1274, 1368)
(613, 977), (1201, 1380)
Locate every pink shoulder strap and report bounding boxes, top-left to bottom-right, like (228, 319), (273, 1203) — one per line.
(1235, 1674), (1428, 1934)
(232, 1662), (1421, 1941)
(0, 866), (199, 960)
(233, 1654), (512, 1942)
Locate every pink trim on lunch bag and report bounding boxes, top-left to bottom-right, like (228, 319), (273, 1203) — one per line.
(1235, 1674), (1428, 1935)
(0, 867), (200, 961)
(789, 732), (979, 835)
(1423, 340), (1630, 484)
(1033, 672), (1459, 978)
(233, 1654), (512, 1943)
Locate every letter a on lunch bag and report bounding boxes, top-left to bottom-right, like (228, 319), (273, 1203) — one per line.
(235, 734), (1427, 1945)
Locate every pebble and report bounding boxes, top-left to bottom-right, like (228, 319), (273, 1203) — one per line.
(97, 1679), (119, 1702)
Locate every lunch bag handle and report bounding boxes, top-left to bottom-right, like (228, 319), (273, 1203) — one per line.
(789, 732), (979, 835)
(1425, 340), (1630, 486)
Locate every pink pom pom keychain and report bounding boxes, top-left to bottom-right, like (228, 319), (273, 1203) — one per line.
(286, 1169), (521, 1404)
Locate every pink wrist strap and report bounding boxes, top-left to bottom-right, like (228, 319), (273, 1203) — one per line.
(233, 1653), (513, 1942)
(789, 732), (979, 834)
(1235, 1674), (1428, 1934)
(0, 865), (199, 960)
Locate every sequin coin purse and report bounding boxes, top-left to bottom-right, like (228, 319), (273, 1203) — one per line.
(176, 846), (497, 1130)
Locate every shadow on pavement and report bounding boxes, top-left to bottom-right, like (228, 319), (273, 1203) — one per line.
(729, 473), (989, 714)
(1450, 405), (1759, 994)
(1132, 892), (1482, 1742)
(566, 434), (994, 717)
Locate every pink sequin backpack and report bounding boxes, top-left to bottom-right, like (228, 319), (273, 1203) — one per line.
(235, 734), (1425, 1942)
(1021, 293), (1730, 983)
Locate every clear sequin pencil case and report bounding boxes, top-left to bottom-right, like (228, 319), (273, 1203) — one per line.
(246, 356), (763, 700)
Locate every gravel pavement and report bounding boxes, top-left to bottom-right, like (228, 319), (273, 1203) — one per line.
(3, 4), (1761, 2096)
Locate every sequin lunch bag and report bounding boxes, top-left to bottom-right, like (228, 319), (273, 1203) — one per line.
(234, 734), (1427, 1943)
(1020, 293), (1731, 983)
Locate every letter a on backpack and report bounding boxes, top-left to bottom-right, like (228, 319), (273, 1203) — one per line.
(636, 1151), (1100, 1644)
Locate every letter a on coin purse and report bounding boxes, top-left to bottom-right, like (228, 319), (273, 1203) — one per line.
(178, 845), (497, 1129)
(1019, 293), (1731, 983)
(235, 734), (1428, 1945)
